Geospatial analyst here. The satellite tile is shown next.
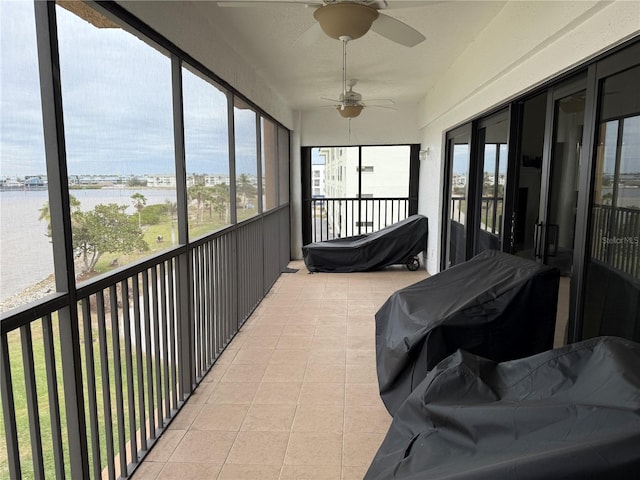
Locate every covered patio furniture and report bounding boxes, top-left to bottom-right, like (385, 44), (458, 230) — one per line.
(376, 249), (559, 414)
(302, 214), (428, 273)
(365, 336), (640, 480)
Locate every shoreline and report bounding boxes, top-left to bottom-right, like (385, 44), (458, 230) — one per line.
(0, 274), (56, 314)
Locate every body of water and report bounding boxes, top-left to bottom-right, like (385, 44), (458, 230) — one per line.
(0, 188), (175, 302)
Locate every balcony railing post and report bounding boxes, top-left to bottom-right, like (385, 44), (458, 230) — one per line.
(176, 251), (194, 400)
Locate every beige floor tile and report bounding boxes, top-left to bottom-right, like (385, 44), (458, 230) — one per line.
(217, 464), (281, 480)
(226, 431), (289, 465)
(135, 264), (430, 477)
(248, 324), (285, 337)
(145, 429), (186, 462)
(240, 404), (296, 432)
(281, 324), (316, 337)
(241, 335), (281, 348)
(253, 315), (289, 326)
(314, 324), (347, 337)
(308, 348), (346, 365)
(156, 462), (221, 479)
(298, 382), (345, 405)
(292, 404), (344, 433)
(253, 382), (302, 405)
(346, 349), (376, 366)
(312, 335), (346, 350)
(169, 431), (236, 464)
(344, 405), (392, 433)
(345, 383), (384, 407)
(215, 348), (239, 366)
(219, 364), (266, 383)
(285, 432), (343, 466)
(343, 432), (386, 467)
(346, 363), (378, 384)
(231, 347), (274, 365)
(268, 348), (310, 365)
(190, 404), (248, 431)
(187, 382), (219, 405)
(304, 363), (346, 383)
(132, 461), (164, 479)
(346, 336), (375, 350)
(207, 382), (260, 405)
(276, 335), (314, 350)
(262, 362), (307, 382)
(279, 464), (343, 480)
(342, 464), (371, 480)
(167, 403), (203, 430)
(347, 323), (375, 337)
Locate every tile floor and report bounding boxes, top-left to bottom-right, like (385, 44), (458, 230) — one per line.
(132, 260), (429, 480)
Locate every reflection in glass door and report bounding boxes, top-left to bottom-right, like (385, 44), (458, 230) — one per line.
(583, 64), (640, 341)
(543, 91), (586, 345)
(509, 83), (586, 345)
(474, 112), (509, 255)
(444, 126), (471, 268)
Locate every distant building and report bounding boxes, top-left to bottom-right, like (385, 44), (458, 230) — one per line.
(320, 147), (410, 236)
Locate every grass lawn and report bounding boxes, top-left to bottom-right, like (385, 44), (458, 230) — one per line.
(0, 307), (160, 479)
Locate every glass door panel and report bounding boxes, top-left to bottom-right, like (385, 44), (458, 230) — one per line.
(444, 127), (471, 268)
(511, 93), (546, 261)
(474, 112), (509, 255)
(583, 64), (640, 341)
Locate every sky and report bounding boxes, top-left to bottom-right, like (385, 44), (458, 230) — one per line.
(0, 1), (255, 179)
(2, 2), (638, 180)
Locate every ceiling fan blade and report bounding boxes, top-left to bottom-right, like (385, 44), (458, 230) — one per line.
(294, 23), (323, 48)
(320, 97), (342, 103)
(378, 1), (447, 9)
(370, 12), (425, 47)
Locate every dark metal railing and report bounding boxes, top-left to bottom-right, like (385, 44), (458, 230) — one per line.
(310, 197), (411, 242)
(590, 203), (640, 278)
(450, 196), (503, 235)
(0, 206), (290, 479)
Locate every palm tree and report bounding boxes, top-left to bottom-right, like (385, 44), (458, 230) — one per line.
(188, 184), (211, 223)
(39, 194), (81, 237)
(165, 200), (178, 244)
(131, 192), (147, 228)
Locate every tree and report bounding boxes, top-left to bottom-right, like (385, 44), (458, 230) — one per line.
(188, 184), (212, 223)
(40, 199), (148, 276)
(73, 203), (148, 274)
(211, 183), (229, 222)
(38, 194), (81, 237)
(165, 200), (178, 244)
(237, 174), (257, 209)
(131, 192), (147, 228)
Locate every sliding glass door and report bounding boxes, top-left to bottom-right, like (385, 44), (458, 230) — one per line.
(582, 60), (640, 341)
(443, 125), (472, 268)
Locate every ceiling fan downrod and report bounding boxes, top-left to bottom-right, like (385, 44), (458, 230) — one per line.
(340, 35), (351, 110)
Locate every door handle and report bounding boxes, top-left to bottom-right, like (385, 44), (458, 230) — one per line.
(534, 222), (543, 259)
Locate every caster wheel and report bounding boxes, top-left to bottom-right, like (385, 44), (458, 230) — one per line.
(406, 257), (420, 271)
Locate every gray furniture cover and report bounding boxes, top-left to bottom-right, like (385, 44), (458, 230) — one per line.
(302, 214), (428, 273)
(365, 336), (640, 480)
(376, 250), (559, 415)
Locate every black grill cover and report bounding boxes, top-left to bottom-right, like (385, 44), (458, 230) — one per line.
(302, 214), (428, 273)
(376, 250), (559, 414)
(365, 336), (640, 480)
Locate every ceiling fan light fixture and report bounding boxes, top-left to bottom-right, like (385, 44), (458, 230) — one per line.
(337, 104), (364, 118)
(313, 3), (379, 41)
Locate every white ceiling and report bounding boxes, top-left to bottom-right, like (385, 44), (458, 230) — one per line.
(188, 1), (507, 111)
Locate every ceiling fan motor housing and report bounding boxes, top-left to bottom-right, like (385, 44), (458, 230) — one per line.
(313, 3), (379, 41)
(337, 104), (364, 118)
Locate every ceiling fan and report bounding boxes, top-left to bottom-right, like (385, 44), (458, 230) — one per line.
(323, 79), (394, 118)
(321, 37), (394, 118)
(216, 0), (427, 47)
